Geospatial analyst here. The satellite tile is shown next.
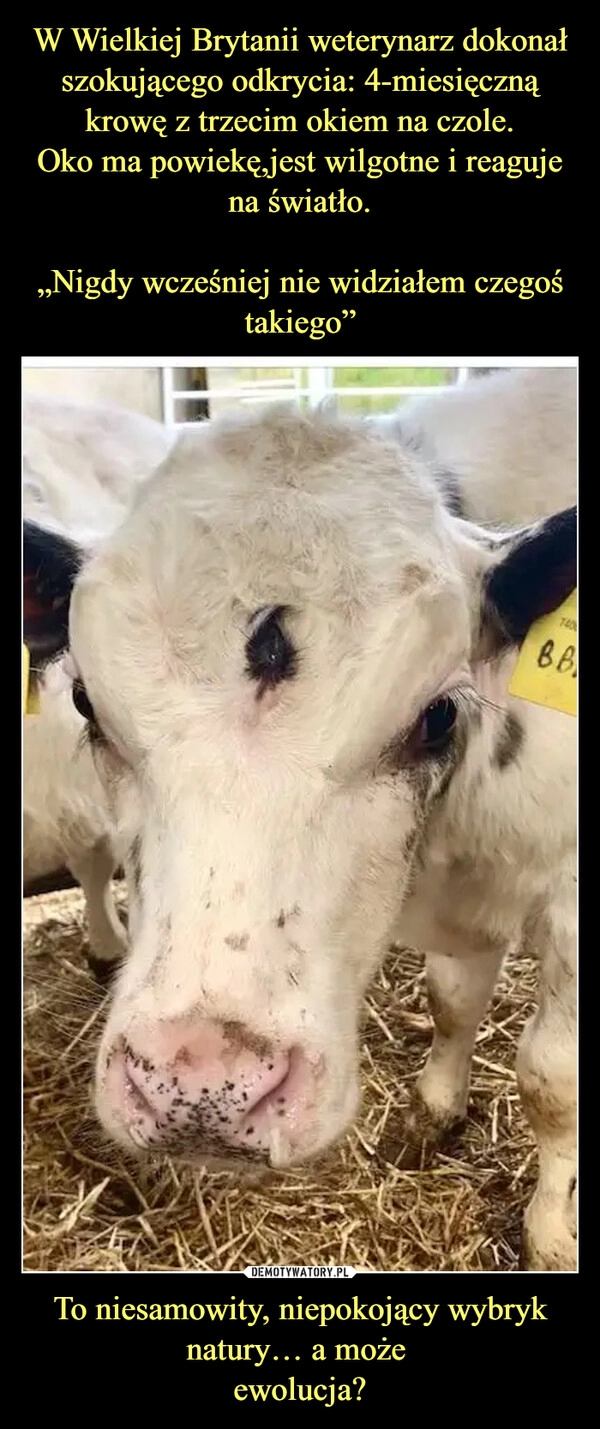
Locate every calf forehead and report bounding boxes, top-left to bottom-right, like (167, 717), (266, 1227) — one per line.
(70, 411), (469, 723)
(74, 408), (452, 614)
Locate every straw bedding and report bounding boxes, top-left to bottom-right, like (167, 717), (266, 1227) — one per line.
(23, 885), (538, 1273)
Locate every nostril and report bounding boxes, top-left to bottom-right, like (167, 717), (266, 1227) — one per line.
(100, 1024), (314, 1163)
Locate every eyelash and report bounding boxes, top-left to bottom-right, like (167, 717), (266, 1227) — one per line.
(72, 679), (95, 723)
(77, 720), (106, 752)
(72, 679), (108, 752)
(379, 685), (476, 773)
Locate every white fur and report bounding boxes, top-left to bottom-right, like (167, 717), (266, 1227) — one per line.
(23, 397), (176, 962)
(374, 367), (576, 524)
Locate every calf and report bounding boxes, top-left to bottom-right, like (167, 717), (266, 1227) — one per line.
(23, 371), (576, 1270)
(374, 366), (576, 526)
(23, 397), (176, 969)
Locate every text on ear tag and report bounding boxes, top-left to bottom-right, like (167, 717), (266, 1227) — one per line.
(508, 590), (576, 716)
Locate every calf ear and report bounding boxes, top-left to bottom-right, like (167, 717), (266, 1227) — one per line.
(23, 520), (83, 664)
(481, 506), (576, 653)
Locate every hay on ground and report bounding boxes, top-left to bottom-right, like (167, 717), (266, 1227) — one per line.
(23, 886), (538, 1273)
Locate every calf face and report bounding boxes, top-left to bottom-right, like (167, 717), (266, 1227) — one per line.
(24, 410), (576, 1175)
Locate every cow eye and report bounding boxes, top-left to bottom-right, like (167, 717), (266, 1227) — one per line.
(413, 697), (457, 755)
(72, 679), (96, 723)
(245, 607), (297, 686)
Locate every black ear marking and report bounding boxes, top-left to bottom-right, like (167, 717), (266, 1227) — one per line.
(433, 464), (464, 518)
(23, 520), (83, 664)
(483, 506), (576, 652)
(493, 711), (525, 770)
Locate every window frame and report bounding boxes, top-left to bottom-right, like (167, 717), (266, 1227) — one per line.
(160, 365), (472, 425)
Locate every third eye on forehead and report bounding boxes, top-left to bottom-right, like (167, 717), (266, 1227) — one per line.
(245, 607), (297, 688)
(71, 603), (297, 733)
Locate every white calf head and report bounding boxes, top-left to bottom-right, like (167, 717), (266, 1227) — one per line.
(24, 408), (575, 1170)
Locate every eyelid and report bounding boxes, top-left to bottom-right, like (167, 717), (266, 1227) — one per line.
(247, 607), (274, 635)
(73, 689), (112, 755)
(247, 604), (290, 635)
(418, 681), (473, 721)
(70, 675), (134, 768)
(423, 670), (472, 708)
(83, 715), (130, 767)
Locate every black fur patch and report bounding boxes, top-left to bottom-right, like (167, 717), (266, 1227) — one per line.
(23, 519), (83, 664)
(484, 507), (576, 651)
(493, 711), (525, 771)
(434, 465), (464, 518)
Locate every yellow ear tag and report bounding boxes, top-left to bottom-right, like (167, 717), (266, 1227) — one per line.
(508, 590), (577, 716)
(23, 645), (40, 715)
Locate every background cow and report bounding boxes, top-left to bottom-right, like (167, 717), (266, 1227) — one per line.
(23, 397), (176, 968)
(372, 366), (576, 525)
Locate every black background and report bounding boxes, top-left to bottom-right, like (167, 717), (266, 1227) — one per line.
(19, 17), (581, 1409)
